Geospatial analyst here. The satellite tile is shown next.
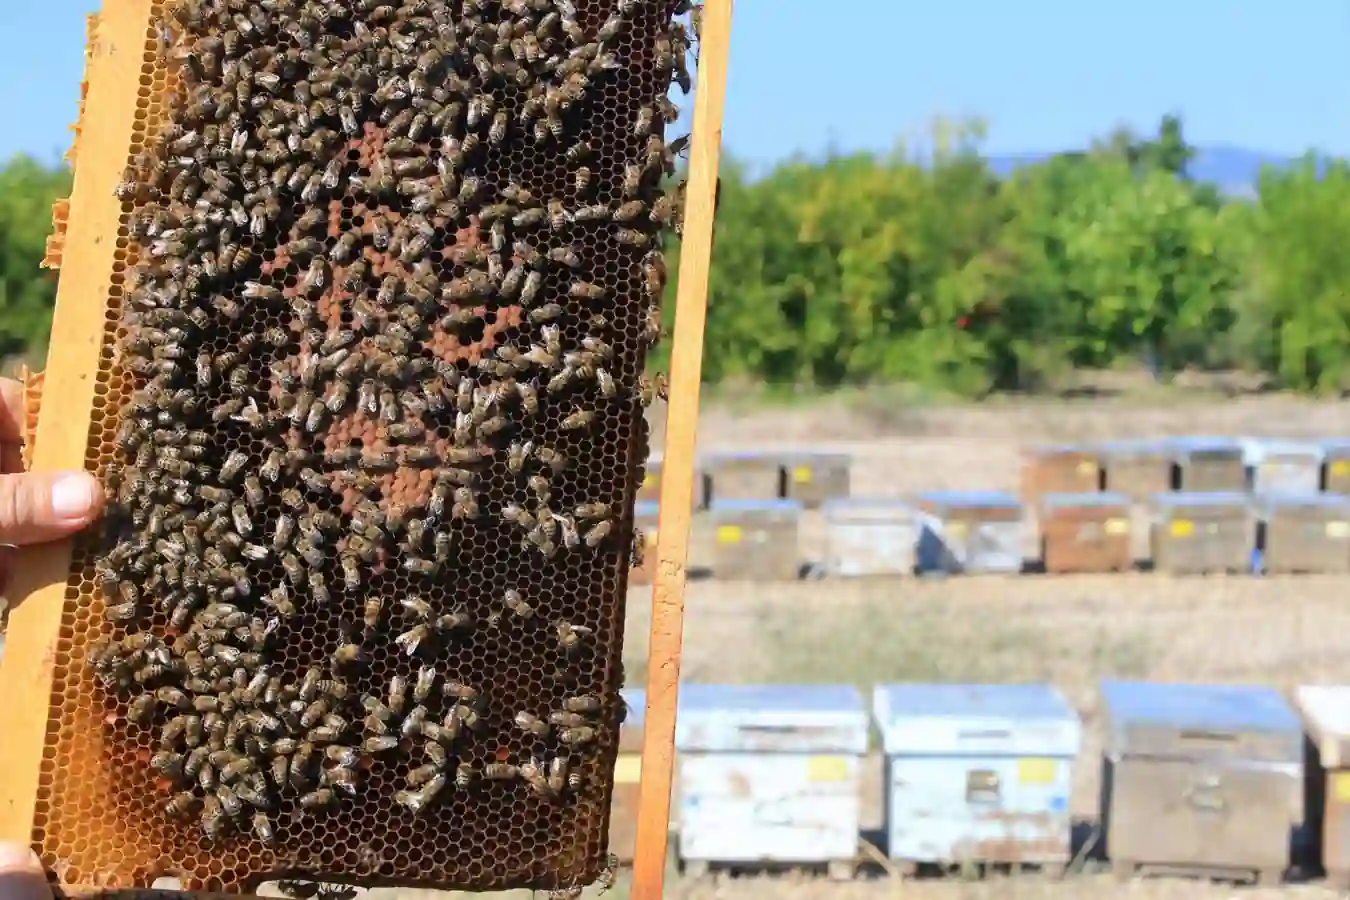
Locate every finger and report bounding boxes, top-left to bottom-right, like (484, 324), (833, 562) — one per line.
(0, 443), (23, 475)
(0, 471), (105, 546)
(0, 844), (52, 900)
(0, 379), (24, 444)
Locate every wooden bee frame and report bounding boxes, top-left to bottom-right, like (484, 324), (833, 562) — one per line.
(0, 0), (732, 897)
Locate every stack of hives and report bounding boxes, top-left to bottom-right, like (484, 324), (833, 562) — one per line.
(9, 0), (701, 892)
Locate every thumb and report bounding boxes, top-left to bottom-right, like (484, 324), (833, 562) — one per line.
(0, 471), (104, 546)
(0, 844), (51, 900)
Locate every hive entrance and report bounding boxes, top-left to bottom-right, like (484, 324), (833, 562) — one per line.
(34, 0), (692, 891)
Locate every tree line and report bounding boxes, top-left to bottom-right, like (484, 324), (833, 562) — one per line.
(3, 115), (1349, 395)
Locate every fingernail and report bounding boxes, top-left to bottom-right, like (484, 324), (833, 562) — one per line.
(0, 842), (40, 873)
(51, 473), (95, 521)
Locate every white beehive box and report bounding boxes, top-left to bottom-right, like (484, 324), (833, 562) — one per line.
(915, 490), (1025, 575)
(821, 498), (917, 577)
(872, 683), (1081, 869)
(675, 684), (868, 875)
(1240, 438), (1325, 496)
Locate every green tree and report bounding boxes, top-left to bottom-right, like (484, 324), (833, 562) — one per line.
(0, 153), (71, 359)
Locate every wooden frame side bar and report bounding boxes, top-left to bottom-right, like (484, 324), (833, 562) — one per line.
(628, 2), (734, 898)
(0, 0), (155, 842)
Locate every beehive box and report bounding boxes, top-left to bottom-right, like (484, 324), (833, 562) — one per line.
(872, 683), (1080, 871)
(636, 454), (663, 504)
(1294, 685), (1350, 887)
(1166, 437), (1246, 493)
(1021, 444), (1101, 504)
(675, 684), (867, 878)
(1098, 680), (1303, 885)
(780, 451), (851, 509)
(1097, 439), (1174, 501)
(1254, 493), (1350, 575)
(708, 499), (802, 581)
(1038, 491), (1132, 574)
(820, 498), (916, 577)
(700, 451), (784, 505)
(915, 491), (1024, 575)
(1241, 438), (1325, 496)
(1149, 492), (1252, 575)
(627, 501), (661, 586)
(608, 687), (645, 866)
(0, 0), (705, 892)
(1323, 440), (1350, 494)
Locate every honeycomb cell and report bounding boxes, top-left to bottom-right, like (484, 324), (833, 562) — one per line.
(34, 0), (689, 893)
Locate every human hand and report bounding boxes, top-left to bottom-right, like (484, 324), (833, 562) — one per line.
(0, 376), (104, 595)
(0, 843), (51, 900)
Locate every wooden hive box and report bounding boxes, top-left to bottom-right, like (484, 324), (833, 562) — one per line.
(1097, 439), (1174, 501)
(914, 491), (1025, 575)
(707, 499), (802, 581)
(1149, 492), (1253, 575)
(1166, 436), (1246, 493)
(1240, 438), (1325, 496)
(1253, 492), (1350, 575)
(700, 451), (785, 505)
(1021, 444), (1101, 506)
(1038, 491), (1132, 574)
(1099, 680), (1302, 886)
(780, 451), (851, 509)
(1323, 440), (1350, 494)
(820, 498), (917, 578)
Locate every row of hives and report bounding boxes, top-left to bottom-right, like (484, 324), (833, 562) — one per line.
(643, 437), (1350, 512)
(610, 681), (1350, 888)
(628, 489), (1350, 581)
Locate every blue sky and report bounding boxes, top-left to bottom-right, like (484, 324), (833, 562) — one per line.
(2, 1), (1347, 166)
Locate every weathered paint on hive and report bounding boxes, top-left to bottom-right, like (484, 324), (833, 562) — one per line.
(872, 683), (1080, 866)
(914, 492), (1024, 575)
(1254, 492), (1350, 574)
(707, 499), (802, 581)
(821, 498), (916, 577)
(675, 684), (866, 867)
(1240, 438), (1325, 495)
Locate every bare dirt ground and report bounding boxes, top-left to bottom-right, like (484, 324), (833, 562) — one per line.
(610, 389), (1350, 900)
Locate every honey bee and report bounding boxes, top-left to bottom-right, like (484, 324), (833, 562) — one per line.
(584, 520), (614, 547)
(395, 624), (432, 657)
(561, 408), (598, 431)
(503, 588), (535, 619)
(556, 621), (595, 653)
(299, 788), (336, 811)
(520, 758), (559, 800)
(514, 710), (551, 737)
(200, 795), (227, 840)
(408, 762), (443, 787)
(414, 665), (437, 703)
(394, 773), (446, 814)
(253, 811), (276, 845)
(562, 694), (602, 714)
(220, 449), (249, 483)
(484, 762), (519, 781)
(332, 642), (365, 668)
(362, 595), (384, 633)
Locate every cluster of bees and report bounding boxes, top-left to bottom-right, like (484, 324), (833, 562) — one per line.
(83, 0), (690, 857)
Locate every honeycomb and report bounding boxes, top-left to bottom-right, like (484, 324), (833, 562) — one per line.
(29, 0), (693, 892)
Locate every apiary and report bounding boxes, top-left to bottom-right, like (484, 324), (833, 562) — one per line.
(1254, 492), (1350, 574)
(780, 451), (851, 509)
(1097, 439), (1174, 501)
(1241, 438), (1325, 495)
(820, 498), (917, 577)
(915, 491), (1025, 575)
(1038, 491), (1132, 574)
(1020, 444), (1101, 504)
(700, 450), (785, 505)
(1323, 440), (1350, 493)
(674, 683), (868, 878)
(627, 501), (661, 586)
(1167, 437), (1246, 493)
(636, 453), (663, 503)
(0, 0), (710, 892)
(708, 499), (803, 581)
(872, 683), (1080, 872)
(1293, 685), (1350, 886)
(1149, 492), (1252, 575)
(607, 687), (646, 865)
(1098, 680), (1303, 884)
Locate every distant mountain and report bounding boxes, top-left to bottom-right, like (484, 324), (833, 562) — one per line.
(984, 144), (1319, 195)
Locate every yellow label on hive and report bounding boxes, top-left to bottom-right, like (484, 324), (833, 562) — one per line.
(1328, 521), (1350, 539)
(1170, 519), (1194, 537)
(1018, 757), (1057, 785)
(1076, 461), (1097, 476)
(642, 473), (654, 490)
(613, 755), (642, 784)
(1104, 517), (1129, 535)
(1335, 461), (1350, 476)
(792, 465), (813, 484)
(806, 756), (850, 782)
(716, 525), (743, 544)
(947, 521), (967, 537)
